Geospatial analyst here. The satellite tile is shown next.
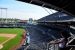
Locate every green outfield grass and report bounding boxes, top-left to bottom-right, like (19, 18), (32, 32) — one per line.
(0, 28), (24, 50)
(0, 36), (8, 43)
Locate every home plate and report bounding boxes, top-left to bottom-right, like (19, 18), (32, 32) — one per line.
(0, 44), (3, 49)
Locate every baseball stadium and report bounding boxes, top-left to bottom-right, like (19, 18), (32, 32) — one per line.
(0, 0), (75, 50)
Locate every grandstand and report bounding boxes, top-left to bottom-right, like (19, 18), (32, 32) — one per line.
(0, 18), (27, 27)
(37, 12), (75, 27)
(37, 12), (75, 50)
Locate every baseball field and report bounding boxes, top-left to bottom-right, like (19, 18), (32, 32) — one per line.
(0, 28), (25, 50)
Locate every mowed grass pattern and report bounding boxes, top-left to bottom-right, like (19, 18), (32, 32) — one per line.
(0, 28), (24, 50)
(0, 36), (8, 43)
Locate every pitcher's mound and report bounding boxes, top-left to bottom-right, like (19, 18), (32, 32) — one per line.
(0, 44), (3, 49)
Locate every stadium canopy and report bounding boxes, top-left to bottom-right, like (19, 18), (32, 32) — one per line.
(17, 0), (75, 17)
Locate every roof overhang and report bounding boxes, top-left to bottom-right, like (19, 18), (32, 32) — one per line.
(17, 0), (75, 17)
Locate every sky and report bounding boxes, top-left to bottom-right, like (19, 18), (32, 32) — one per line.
(0, 0), (57, 20)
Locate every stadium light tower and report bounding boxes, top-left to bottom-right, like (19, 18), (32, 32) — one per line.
(0, 8), (8, 18)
